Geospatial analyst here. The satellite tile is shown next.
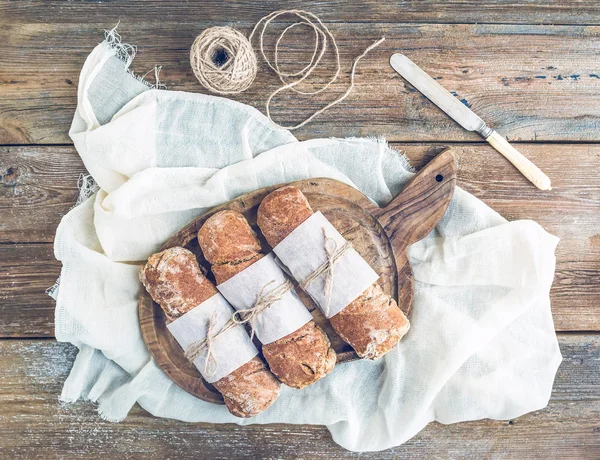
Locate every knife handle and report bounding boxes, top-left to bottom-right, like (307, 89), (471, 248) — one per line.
(485, 131), (552, 190)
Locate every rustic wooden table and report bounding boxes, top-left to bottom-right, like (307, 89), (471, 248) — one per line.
(1, 1), (599, 458)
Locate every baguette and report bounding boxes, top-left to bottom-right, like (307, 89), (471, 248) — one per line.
(257, 186), (410, 359)
(140, 246), (280, 417)
(198, 210), (336, 389)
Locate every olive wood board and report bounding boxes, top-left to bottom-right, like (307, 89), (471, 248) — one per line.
(139, 148), (457, 404)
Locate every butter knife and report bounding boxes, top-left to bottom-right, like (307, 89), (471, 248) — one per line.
(390, 53), (551, 190)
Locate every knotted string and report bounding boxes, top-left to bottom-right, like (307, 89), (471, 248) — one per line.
(184, 311), (238, 378)
(300, 228), (352, 317)
(232, 278), (294, 341)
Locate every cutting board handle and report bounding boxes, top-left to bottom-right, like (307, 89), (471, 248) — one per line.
(375, 148), (457, 312)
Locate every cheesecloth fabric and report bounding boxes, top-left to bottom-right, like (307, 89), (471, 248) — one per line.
(52, 31), (562, 452)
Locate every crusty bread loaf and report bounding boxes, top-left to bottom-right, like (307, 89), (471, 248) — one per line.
(257, 186), (410, 360)
(140, 247), (217, 321)
(140, 247), (280, 417)
(198, 210), (336, 389)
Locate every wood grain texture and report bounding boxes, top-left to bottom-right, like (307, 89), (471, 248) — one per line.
(0, 335), (597, 459)
(376, 148), (457, 312)
(0, 147), (85, 243)
(3, 0), (600, 26)
(2, 19), (600, 143)
(0, 243), (58, 337)
(1, 1), (598, 455)
(1, 143), (598, 336)
(4, 143), (599, 247)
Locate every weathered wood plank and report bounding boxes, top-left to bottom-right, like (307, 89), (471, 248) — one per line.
(0, 244), (58, 337)
(3, 143), (599, 246)
(2, 20), (600, 143)
(3, 1), (600, 26)
(2, 3), (598, 457)
(1, 143), (598, 335)
(0, 335), (598, 458)
(0, 147), (84, 243)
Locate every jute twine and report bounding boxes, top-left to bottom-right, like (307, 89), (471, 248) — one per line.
(184, 312), (238, 378)
(190, 26), (258, 94)
(184, 279), (292, 373)
(300, 229), (353, 317)
(189, 9), (385, 130)
(232, 278), (294, 341)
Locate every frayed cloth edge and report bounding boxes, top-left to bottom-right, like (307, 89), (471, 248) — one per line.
(104, 24), (167, 90)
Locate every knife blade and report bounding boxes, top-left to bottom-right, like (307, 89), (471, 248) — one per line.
(390, 53), (551, 190)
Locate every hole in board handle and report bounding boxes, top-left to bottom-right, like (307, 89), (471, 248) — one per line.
(435, 174), (444, 182)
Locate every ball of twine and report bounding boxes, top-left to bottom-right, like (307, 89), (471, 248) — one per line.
(189, 11), (384, 130)
(190, 26), (257, 95)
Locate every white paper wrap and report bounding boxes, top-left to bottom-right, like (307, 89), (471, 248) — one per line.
(273, 212), (380, 318)
(166, 293), (258, 383)
(217, 253), (313, 344)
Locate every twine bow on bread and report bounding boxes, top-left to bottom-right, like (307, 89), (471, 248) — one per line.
(184, 312), (237, 378)
(300, 228), (352, 317)
(232, 278), (294, 341)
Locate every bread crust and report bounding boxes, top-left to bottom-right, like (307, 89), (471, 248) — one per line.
(198, 210), (336, 389)
(140, 246), (217, 321)
(257, 186), (410, 359)
(256, 186), (313, 247)
(140, 246), (280, 417)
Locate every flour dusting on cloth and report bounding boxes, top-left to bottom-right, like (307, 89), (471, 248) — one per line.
(52, 29), (562, 452)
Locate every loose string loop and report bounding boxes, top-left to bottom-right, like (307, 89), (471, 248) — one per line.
(189, 9), (385, 130)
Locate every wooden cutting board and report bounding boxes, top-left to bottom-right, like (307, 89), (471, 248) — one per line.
(139, 148), (457, 404)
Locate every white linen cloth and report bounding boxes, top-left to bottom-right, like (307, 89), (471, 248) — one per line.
(53, 30), (562, 452)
